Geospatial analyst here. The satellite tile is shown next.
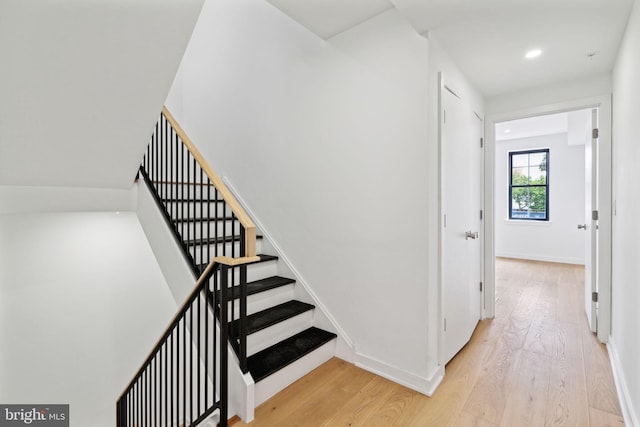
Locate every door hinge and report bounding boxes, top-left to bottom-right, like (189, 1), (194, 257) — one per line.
(592, 128), (599, 139)
(480, 137), (484, 148)
(592, 292), (598, 303)
(480, 281), (483, 292)
(443, 214), (447, 228)
(443, 110), (446, 124)
(444, 318), (447, 332)
(592, 210), (599, 221)
(480, 209), (484, 220)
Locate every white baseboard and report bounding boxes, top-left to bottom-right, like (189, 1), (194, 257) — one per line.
(607, 336), (638, 427)
(495, 251), (584, 265)
(222, 176), (355, 360)
(354, 352), (443, 397)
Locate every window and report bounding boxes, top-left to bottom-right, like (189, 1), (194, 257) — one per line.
(509, 149), (549, 220)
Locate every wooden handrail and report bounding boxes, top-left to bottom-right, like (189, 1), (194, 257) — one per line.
(161, 106), (257, 258)
(118, 255), (260, 404)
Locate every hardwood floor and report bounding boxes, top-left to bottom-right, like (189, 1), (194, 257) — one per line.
(231, 258), (623, 426)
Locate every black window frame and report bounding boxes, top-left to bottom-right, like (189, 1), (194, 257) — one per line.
(508, 148), (550, 221)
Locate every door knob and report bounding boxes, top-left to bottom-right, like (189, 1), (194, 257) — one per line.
(577, 224), (587, 230)
(465, 231), (479, 240)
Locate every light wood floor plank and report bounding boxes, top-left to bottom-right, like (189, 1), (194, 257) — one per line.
(545, 359), (590, 427)
(499, 349), (551, 427)
(319, 375), (400, 427)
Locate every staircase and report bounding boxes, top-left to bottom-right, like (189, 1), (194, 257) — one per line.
(121, 107), (337, 426)
(158, 183), (337, 405)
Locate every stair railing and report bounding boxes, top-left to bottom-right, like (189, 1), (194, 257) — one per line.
(140, 107), (257, 271)
(138, 107), (255, 373)
(116, 256), (257, 427)
(120, 108), (259, 426)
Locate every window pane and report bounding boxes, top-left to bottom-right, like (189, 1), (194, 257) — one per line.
(511, 167), (529, 185)
(529, 152), (547, 168)
(512, 154), (529, 168)
(511, 188), (547, 219)
(509, 149), (549, 221)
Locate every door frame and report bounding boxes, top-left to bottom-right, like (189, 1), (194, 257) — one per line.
(438, 73), (485, 366)
(484, 95), (612, 343)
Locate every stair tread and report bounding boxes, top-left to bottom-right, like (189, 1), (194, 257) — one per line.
(186, 234), (263, 246)
(220, 276), (295, 301)
(247, 327), (337, 382)
(229, 300), (314, 338)
(197, 254), (278, 274)
(173, 217), (236, 223)
(161, 198), (226, 203)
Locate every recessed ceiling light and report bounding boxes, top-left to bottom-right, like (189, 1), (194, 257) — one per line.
(525, 49), (542, 59)
(504, 129), (512, 134)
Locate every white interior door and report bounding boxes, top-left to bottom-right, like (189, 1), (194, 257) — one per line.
(442, 83), (483, 364)
(583, 108), (598, 332)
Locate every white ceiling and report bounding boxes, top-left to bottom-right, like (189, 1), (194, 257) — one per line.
(264, 0), (634, 97)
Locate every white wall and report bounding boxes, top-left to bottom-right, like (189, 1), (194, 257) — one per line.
(0, 0), (204, 189)
(495, 133), (585, 264)
(0, 211), (177, 426)
(166, 0), (440, 392)
(610, 0), (640, 424)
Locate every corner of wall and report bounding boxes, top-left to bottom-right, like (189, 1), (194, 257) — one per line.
(607, 336), (639, 427)
(354, 352), (444, 397)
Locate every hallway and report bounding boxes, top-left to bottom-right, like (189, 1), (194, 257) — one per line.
(232, 258), (623, 426)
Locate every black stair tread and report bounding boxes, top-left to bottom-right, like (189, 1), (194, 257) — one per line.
(196, 254), (279, 274)
(151, 181), (214, 186)
(173, 217), (237, 223)
(161, 197), (226, 203)
(229, 300), (314, 338)
(221, 276), (296, 301)
(247, 327), (337, 382)
(185, 234), (263, 246)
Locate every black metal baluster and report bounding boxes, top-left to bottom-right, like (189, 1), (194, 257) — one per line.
(164, 119), (168, 210)
(197, 290), (201, 415)
(189, 303), (193, 425)
(200, 170), (204, 271)
(204, 283), (209, 408)
(207, 179), (211, 268)
(213, 273), (218, 411)
(191, 156), (198, 274)
(182, 314), (186, 426)
(220, 265), (229, 427)
(169, 125), (174, 227)
(181, 144), (185, 247)
(215, 189), (219, 257)
(240, 226), (248, 373)
(152, 357), (156, 427)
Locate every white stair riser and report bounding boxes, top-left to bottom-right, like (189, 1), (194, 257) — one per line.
(246, 311), (313, 356)
(188, 239), (263, 261)
(225, 284), (295, 319)
(246, 262), (278, 283)
(163, 202), (232, 219)
(173, 220), (241, 239)
(150, 183), (215, 199)
(254, 340), (336, 407)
